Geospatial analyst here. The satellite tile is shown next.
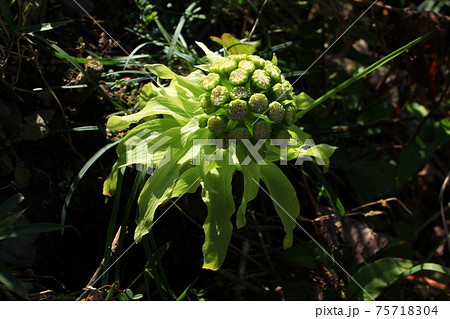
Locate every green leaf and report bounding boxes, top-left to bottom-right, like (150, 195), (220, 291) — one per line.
(166, 2), (197, 61)
(402, 263), (450, 278)
(201, 164), (236, 270)
(211, 33), (258, 55)
(196, 41), (227, 65)
(297, 33), (432, 118)
(0, 223), (65, 240)
(0, 260), (28, 299)
(348, 258), (415, 300)
(0, 193), (24, 219)
(20, 20), (73, 34)
(135, 149), (186, 241)
(260, 161), (300, 248)
(0, 1), (15, 36)
(294, 92), (315, 110)
(176, 277), (198, 301)
(171, 167), (201, 198)
(236, 162), (260, 228)
(133, 126), (207, 241)
(145, 64), (177, 79)
(0, 209), (26, 229)
(118, 293), (129, 301)
(114, 118), (178, 154)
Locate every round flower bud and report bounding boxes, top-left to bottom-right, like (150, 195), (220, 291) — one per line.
(207, 115), (227, 135)
(228, 99), (248, 121)
(264, 64), (282, 83)
(272, 81), (293, 101)
(229, 68), (249, 86)
(230, 86), (251, 100)
(283, 105), (296, 126)
(202, 73), (220, 91)
(253, 120), (272, 140)
(229, 54), (247, 62)
(267, 101), (285, 122)
(228, 127), (250, 141)
(211, 85), (230, 106)
(217, 59), (238, 74)
(238, 60), (256, 73)
(200, 95), (219, 114)
(252, 69), (271, 91)
(198, 115), (209, 128)
(249, 93), (269, 113)
(247, 55), (266, 69)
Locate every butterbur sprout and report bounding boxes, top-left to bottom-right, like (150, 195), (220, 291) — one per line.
(207, 115), (227, 135)
(215, 59), (237, 74)
(264, 63), (282, 83)
(200, 95), (219, 114)
(231, 86), (251, 99)
(252, 69), (271, 90)
(249, 93), (269, 113)
(202, 73), (220, 90)
(238, 60), (256, 73)
(228, 126), (250, 141)
(229, 68), (250, 86)
(268, 101), (285, 123)
(283, 104), (297, 126)
(228, 99), (248, 120)
(198, 53), (299, 146)
(211, 85), (230, 106)
(105, 44), (338, 272)
(253, 120), (272, 140)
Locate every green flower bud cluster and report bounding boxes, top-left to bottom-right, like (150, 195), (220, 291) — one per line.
(200, 54), (296, 146)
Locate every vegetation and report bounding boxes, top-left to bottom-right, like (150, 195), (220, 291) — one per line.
(0, 0), (449, 300)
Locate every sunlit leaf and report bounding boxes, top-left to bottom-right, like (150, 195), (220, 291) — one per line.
(348, 258), (415, 300)
(260, 161), (300, 248)
(201, 162), (236, 270)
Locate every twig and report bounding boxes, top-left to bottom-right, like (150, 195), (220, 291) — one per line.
(247, 0), (268, 41)
(439, 170), (450, 256)
(77, 226), (122, 301)
(405, 275), (450, 291)
(345, 197), (413, 216)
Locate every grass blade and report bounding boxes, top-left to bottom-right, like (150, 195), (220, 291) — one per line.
(49, 126), (104, 134)
(246, 0), (272, 59)
(402, 263), (450, 278)
(166, 2), (197, 62)
(61, 140), (121, 231)
(21, 20), (72, 34)
(0, 223), (65, 240)
(0, 260), (28, 299)
(124, 42), (151, 70)
(0, 194), (24, 219)
(297, 32), (433, 118)
(102, 168), (124, 285)
(29, 33), (127, 112)
(0, 0), (15, 36)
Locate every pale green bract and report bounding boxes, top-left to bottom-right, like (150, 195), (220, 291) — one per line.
(103, 43), (336, 270)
